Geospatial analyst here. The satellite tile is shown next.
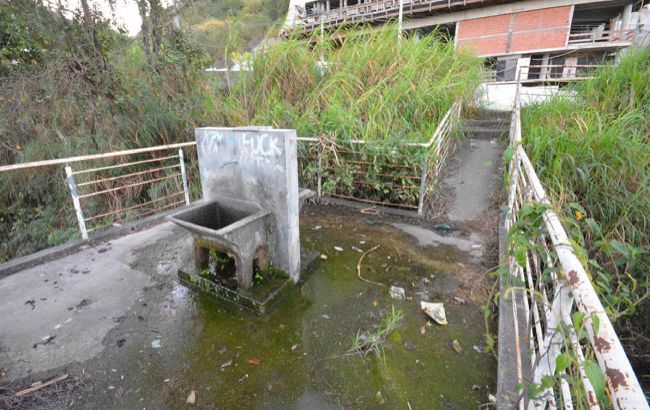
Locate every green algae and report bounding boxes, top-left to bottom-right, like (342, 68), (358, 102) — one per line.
(153, 209), (496, 409)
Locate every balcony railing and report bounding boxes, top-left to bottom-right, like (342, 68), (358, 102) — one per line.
(568, 29), (635, 45)
(295, 0), (484, 31)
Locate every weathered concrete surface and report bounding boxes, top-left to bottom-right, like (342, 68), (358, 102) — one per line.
(391, 223), (483, 257)
(445, 138), (502, 222)
(0, 222), (193, 382)
(195, 128), (301, 282)
(169, 198), (271, 288)
(0, 207), (498, 409)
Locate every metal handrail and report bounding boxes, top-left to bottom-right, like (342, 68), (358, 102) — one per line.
(296, 102), (461, 214)
(0, 142), (196, 173)
(502, 71), (648, 409)
(1, 144), (194, 240)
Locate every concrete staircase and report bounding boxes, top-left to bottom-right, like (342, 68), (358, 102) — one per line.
(441, 110), (510, 222)
(463, 110), (511, 140)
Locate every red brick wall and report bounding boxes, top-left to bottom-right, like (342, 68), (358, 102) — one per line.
(456, 6), (572, 56)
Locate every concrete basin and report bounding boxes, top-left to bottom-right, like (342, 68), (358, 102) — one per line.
(168, 198), (271, 288)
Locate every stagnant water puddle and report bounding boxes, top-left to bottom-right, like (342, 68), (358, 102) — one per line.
(88, 207), (496, 409)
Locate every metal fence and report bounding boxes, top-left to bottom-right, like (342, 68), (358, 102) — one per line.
(502, 77), (648, 409)
(0, 143), (196, 240)
(297, 101), (461, 215)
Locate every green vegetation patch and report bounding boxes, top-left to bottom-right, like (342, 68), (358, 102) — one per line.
(520, 50), (649, 373)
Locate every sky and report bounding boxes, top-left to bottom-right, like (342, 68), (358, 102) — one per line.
(53, 0), (173, 37)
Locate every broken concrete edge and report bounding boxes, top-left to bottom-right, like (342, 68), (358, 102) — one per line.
(496, 211), (530, 409)
(0, 207), (182, 280)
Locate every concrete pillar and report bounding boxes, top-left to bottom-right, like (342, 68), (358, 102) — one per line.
(563, 57), (578, 79)
(622, 3), (633, 30)
(516, 56), (531, 82)
(539, 54), (550, 81)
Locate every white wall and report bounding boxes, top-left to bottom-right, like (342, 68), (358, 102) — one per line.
(478, 83), (575, 110)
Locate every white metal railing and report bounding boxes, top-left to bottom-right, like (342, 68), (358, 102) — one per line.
(0, 143), (195, 240)
(297, 101), (461, 214)
(502, 74), (648, 409)
(0, 103), (460, 245)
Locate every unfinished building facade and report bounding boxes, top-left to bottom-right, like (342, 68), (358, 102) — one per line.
(285, 0), (650, 82)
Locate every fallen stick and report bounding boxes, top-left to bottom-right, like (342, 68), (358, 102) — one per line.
(356, 245), (385, 287)
(16, 373), (68, 397)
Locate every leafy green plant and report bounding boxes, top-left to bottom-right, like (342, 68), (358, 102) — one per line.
(521, 49), (650, 321)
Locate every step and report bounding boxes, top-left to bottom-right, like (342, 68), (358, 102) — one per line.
(464, 128), (509, 140)
(465, 126), (510, 134)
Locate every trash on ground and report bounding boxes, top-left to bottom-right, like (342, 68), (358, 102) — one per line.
(151, 339), (161, 349)
(421, 301), (447, 325)
(334, 246), (344, 252)
(473, 345), (482, 353)
(248, 358), (261, 365)
(320, 254), (328, 260)
(452, 339), (462, 353)
(454, 296), (466, 304)
(389, 286), (405, 300)
(220, 359), (233, 369)
(432, 223), (452, 232)
(186, 390), (196, 405)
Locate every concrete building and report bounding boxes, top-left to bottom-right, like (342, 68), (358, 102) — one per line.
(285, 0), (650, 82)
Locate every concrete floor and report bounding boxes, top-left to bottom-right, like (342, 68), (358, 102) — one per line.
(444, 138), (502, 222)
(0, 205), (499, 409)
(0, 223), (194, 382)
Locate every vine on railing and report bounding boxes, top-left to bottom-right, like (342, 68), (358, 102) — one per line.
(297, 101), (460, 214)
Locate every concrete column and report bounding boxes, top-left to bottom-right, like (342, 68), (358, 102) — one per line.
(539, 54), (550, 81)
(516, 56), (531, 82)
(563, 57), (578, 79)
(622, 3), (633, 30)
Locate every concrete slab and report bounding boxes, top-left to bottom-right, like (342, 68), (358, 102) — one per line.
(0, 222), (191, 382)
(444, 138), (502, 222)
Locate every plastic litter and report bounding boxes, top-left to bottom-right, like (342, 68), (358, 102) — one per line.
(186, 390), (196, 404)
(432, 223), (453, 232)
(421, 301), (447, 325)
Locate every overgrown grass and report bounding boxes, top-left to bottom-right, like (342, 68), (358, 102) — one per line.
(224, 25), (482, 143)
(520, 50), (649, 372)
